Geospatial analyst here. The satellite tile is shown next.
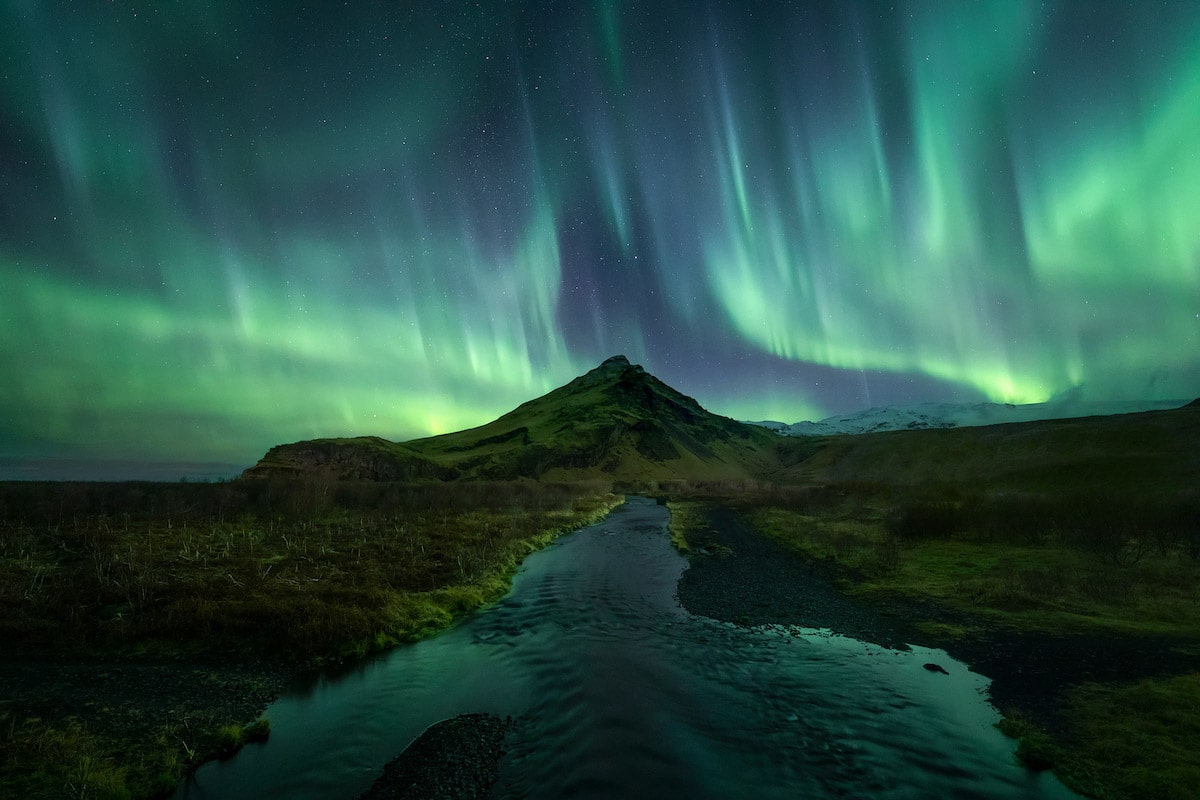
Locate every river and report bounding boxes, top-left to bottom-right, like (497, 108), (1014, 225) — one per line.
(175, 496), (1078, 799)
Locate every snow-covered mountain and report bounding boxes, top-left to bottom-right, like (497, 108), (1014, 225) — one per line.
(745, 398), (1189, 437)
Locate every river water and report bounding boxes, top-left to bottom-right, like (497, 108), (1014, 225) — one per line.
(175, 497), (1078, 799)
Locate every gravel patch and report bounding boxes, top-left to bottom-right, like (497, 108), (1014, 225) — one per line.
(675, 506), (914, 649)
(359, 713), (516, 800)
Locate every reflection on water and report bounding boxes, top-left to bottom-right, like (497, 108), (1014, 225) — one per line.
(176, 497), (1078, 799)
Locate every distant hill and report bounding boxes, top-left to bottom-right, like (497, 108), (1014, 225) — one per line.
(773, 402), (1200, 492)
(746, 398), (1189, 437)
(243, 356), (780, 482)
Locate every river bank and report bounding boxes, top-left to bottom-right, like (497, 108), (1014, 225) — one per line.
(0, 480), (621, 799)
(362, 497), (1106, 800)
(177, 496), (1076, 800)
(676, 506), (1197, 722)
(674, 503), (1200, 800)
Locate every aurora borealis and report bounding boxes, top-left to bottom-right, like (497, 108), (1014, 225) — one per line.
(2, 2), (1199, 477)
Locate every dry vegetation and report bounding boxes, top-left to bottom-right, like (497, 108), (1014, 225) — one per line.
(0, 479), (618, 656)
(0, 478), (620, 799)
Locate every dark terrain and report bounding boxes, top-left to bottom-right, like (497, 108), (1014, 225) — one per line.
(676, 507), (1200, 736)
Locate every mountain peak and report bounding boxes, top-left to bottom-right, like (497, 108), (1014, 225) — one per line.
(579, 354), (644, 384)
(244, 354), (778, 481)
(601, 354), (631, 367)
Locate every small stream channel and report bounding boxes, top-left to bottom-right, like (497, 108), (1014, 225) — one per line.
(175, 497), (1078, 799)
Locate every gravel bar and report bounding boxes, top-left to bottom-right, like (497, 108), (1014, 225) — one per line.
(675, 506), (915, 649)
(359, 713), (516, 800)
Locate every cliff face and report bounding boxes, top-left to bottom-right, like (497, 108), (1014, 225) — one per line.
(243, 356), (781, 482)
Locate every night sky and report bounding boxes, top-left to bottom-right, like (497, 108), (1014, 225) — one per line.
(3, 1), (1199, 476)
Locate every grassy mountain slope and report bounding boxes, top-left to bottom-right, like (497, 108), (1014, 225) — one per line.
(244, 356), (781, 482)
(777, 402), (1200, 493)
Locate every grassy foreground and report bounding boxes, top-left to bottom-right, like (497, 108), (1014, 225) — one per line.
(0, 479), (620, 799)
(661, 480), (1199, 800)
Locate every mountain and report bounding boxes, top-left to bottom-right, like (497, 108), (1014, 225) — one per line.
(244, 356), (780, 482)
(773, 401), (1200, 492)
(747, 398), (1190, 437)
(243, 356), (1200, 492)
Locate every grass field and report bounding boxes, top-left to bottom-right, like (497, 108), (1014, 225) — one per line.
(0, 478), (620, 799)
